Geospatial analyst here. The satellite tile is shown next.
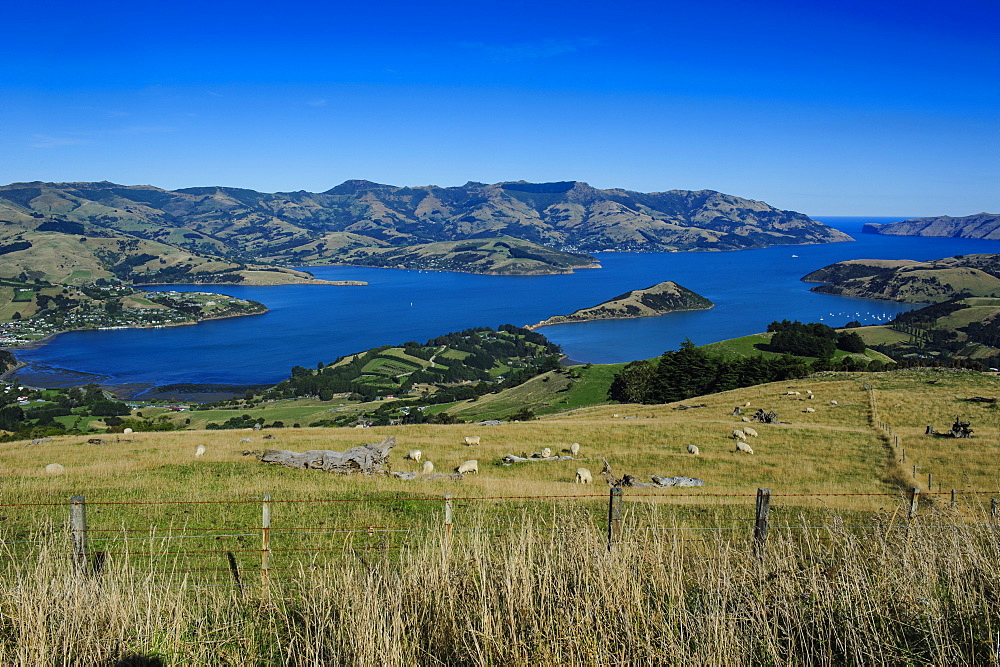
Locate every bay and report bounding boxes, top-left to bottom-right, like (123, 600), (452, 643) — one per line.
(11, 218), (1000, 391)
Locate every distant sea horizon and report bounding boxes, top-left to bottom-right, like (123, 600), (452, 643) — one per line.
(9, 217), (1000, 397)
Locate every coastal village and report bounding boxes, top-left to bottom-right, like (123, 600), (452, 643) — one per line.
(0, 289), (267, 347)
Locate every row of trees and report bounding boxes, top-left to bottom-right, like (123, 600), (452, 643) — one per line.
(609, 330), (890, 404)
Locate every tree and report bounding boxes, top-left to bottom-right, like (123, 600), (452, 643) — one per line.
(837, 331), (867, 353)
(608, 360), (656, 403)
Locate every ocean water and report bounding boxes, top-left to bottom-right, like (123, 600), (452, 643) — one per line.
(11, 217), (1000, 389)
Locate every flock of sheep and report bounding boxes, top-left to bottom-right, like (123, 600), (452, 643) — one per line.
(38, 386), (835, 480)
(401, 438), (588, 482)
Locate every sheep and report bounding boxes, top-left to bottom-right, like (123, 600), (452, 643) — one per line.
(570, 442), (581, 456)
(830, 400), (838, 405)
(404, 449), (422, 463)
(123, 427), (133, 434)
(239, 437), (252, 443)
(575, 467), (593, 484)
(44, 463), (65, 475)
(735, 441), (754, 454)
(732, 429), (747, 441)
(463, 436), (480, 446)
(741, 416), (751, 422)
(743, 427), (758, 438)
(540, 447), (552, 458)
(456, 460), (479, 475)
(807, 394), (814, 399)
(687, 444), (700, 455)
(422, 460), (434, 474)
(806, 390), (813, 395)
(744, 401), (751, 407)
(805, 407), (816, 413)
(195, 445), (206, 457)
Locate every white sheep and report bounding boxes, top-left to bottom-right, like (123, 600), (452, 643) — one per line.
(123, 427), (133, 434)
(195, 445), (206, 457)
(806, 390), (813, 395)
(540, 447), (552, 458)
(732, 429), (747, 441)
(463, 436), (480, 446)
(687, 444), (700, 455)
(805, 407), (816, 413)
(456, 460), (479, 474)
(741, 416), (751, 422)
(44, 463), (65, 475)
(735, 441), (754, 454)
(830, 400), (838, 405)
(744, 401), (751, 407)
(404, 449), (422, 463)
(421, 460), (434, 474)
(807, 394), (814, 399)
(743, 427), (758, 438)
(575, 467), (593, 484)
(570, 442), (581, 456)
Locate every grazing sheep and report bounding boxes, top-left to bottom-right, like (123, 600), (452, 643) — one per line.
(807, 394), (814, 399)
(806, 390), (813, 395)
(743, 427), (758, 438)
(805, 407), (816, 413)
(404, 449), (422, 463)
(735, 441), (754, 454)
(44, 463), (65, 475)
(612, 414), (620, 418)
(830, 400), (838, 405)
(744, 401), (751, 407)
(540, 447), (552, 458)
(123, 427), (133, 434)
(732, 429), (747, 441)
(569, 442), (581, 456)
(687, 444), (700, 455)
(195, 445), (206, 457)
(422, 460), (434, 474)
(456, 460), (479, 475)
(463, 436), (480, 446)
(575, 467), (593, 484)
(741, 416), (751, 422)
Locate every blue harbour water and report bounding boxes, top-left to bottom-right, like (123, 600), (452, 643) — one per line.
(12, 218), (1000, 391)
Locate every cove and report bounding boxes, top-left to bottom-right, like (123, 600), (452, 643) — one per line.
(11, 217), (1000, 390)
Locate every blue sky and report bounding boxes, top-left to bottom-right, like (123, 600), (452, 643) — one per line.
(1, 0), (996, 216)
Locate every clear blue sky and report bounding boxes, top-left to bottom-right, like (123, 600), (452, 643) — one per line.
(1, 0), (996, 216)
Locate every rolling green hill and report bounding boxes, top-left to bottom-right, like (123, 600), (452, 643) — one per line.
(803, 254), (1000, 303)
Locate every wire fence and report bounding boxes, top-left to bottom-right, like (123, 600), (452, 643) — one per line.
(4, 485), (1000, 587)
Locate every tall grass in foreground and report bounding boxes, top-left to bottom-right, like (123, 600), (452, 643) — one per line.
(3, 505), (1000, 665)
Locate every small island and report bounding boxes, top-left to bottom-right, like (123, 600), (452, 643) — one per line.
(527, 281), (713, 329)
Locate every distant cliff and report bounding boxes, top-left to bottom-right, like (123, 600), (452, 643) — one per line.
(528, 281), (713, 328)
(863, 213), (1000, 239)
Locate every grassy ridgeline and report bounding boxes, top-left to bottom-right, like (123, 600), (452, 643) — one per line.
(3, 507), (1000, 664)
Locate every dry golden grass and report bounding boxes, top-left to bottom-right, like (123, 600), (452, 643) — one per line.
(3, 505), (1000, 664)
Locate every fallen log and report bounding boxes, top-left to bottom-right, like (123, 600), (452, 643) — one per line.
(389, 471), (464, 481)
(501, 454), (580, 464)
(261, 436), (396, 474)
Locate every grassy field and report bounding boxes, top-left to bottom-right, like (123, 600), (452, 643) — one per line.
(701, 331), (895, 364)
(4, 368), (1000, 662)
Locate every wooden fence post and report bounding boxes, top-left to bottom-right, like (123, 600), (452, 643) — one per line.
(607, 487), (623, 551)
(991, 498), (998, 518)
(70, 495), (87, 575)
(226, 552), (242, 593)
(261, 494), (271, 583)
(928, 472), (933, 491)
(908, 488), (920, 519)
(951, 489), (957, 510)
(754, 488), (771, 556)
(444, 493), (454, 539)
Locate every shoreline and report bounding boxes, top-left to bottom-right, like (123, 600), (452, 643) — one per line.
(526, 304), (715, 331)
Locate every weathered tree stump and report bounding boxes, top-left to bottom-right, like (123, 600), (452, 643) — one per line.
(261, 436), (396, 474)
